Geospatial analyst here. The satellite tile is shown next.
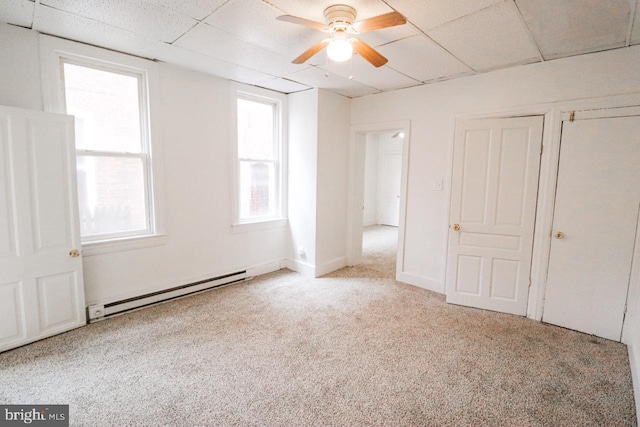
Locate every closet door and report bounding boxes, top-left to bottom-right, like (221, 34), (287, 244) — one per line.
(0, 105), (85, 352)
(543, 110), (640, 341)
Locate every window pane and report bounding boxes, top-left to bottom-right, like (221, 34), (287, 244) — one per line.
(239, 161), (276, 220)
(77, 155), (148, 237)
(237, 98), (274, 160)
(64, 63), (142, 153)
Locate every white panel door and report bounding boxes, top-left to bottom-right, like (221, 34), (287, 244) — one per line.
(377, 153), (401, 227)
(0, 105), (85, 353)
(543, 113), (640, 341)
(446, 116), (543, 315)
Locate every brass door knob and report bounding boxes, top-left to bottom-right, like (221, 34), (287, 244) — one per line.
(554, 231), (564, 239)
(69, 249), (80, 257)
(452, 224), (460, 231)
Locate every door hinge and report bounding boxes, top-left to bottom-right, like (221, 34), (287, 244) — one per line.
(540, 144), (543, 155)
(624, 304), (628, 315)
(569, 111), (576, 122)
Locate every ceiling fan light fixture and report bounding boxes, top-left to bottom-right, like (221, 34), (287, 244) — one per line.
(327, 38), (353, 62)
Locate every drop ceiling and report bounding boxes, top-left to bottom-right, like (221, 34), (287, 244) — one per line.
(1, 0), (639, 98)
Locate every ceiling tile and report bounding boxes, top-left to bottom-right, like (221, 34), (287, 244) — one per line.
(286, 67), (379, 98)
(175, 23), (304, 76)
(516, 0), (631, 60)
(34, 5), (277, 87)
(258, 78), (311, 93)
(34, 5), (167, 59)
(0, 0), (35, 28)
(375, 34), (472, 82)
(320, 56), (420, 91)
(157, 45), (276, 85)
(632, 0), (640, 45)
(205, 0), (325, 58)
(357, 21), (420, 47)
(384, 0), (502, 31)
(144, 0), (228, 21)
(427, 1), (540, 72)
(40, 0), (197, 43)
(267, 0), (394, 24)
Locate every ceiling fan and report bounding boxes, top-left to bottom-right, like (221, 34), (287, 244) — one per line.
(276, 4), (407, 68)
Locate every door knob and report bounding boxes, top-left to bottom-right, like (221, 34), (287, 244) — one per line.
(554, 231), (564, 239)
(452, 224), (460, 231)
(69, 249), (80, 257)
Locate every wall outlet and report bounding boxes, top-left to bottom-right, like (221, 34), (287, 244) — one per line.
(87, 304), (105, 320)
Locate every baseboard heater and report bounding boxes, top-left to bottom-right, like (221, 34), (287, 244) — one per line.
(87, 270), (247, 322)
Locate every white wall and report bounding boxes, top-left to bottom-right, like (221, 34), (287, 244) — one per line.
(363, 134), (379, 227)
(80, 64), (291, 304)
(0, 24), (289, 305)
(315, 90), (350, 274)
(352, 44), (640, 294)
(0, 25), (42, 111)
(287, 89), (319, 274)
(351, 45), (640, 420)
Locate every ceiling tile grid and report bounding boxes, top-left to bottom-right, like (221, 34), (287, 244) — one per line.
(1, 0), (639, 97)
(384, 0), (502, 31)
(286, 66), (380, 98)
(319, 55), (421, 91)
(175, 23), (304, 77)
(40, 0), (197, 43)
(376, 34), (472, 82)
(515, 0), (632, 60)
(144, 0), (229, 21)
(204, 0), (326, 58)
(427, 1), (541, 72)
(0, 0), (35, 28)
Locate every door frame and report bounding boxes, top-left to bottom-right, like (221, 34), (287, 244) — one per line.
(446, 93), (640, 325)
(347, 120), (410, 278)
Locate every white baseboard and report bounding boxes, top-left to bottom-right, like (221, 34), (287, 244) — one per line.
(315, 256), (347, 277)
(246, 260), (283, 278)
(629, 344), (640, 426)
(285, 258), (316, 277)
(396, 271), (444, 294)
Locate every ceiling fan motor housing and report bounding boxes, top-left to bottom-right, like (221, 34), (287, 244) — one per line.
(324, 4), (357, 30)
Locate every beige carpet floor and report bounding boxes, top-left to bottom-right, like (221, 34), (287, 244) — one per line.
(0, 225), (636, 426)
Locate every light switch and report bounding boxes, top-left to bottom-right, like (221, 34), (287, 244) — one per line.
(432, 179), (443, 191)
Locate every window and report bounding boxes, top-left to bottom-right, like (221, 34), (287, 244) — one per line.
(62, 61), (154, 242)
(235, 91), (285, 224)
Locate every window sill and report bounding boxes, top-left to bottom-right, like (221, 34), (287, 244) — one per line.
(231, 218), (288, 234)
(82, 234), (167, 257)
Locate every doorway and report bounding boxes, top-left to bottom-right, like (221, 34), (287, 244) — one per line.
(361, 131), (404, 273)
(347, 121), (410, 278)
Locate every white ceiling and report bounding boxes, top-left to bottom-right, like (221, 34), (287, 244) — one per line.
(1, 0), (639, 98)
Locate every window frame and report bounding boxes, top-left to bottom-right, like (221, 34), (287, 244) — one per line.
(232, 84), (288, 229)
(39, 36), (166, 254)
(61, 59), (155, 242)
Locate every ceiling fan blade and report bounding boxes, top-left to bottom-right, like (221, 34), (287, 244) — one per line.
(352, 39), (388, 67)
(292, 40), (330, 64)
(352, 11), (406, 33)
(276, 15), (328, 31)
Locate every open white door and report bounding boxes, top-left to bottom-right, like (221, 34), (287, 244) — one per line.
(0, 105), (86, 353)
(543, 110), (640, 341)
(446, 116), (543, 315)
(378, 152), (402, 227)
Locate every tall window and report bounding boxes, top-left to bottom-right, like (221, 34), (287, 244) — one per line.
(62, 61), (154, 241)
(236, 94), (282, 223)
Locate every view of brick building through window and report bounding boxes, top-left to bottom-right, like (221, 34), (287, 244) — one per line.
(237, 97), (278, 221)
(63, 63), (149, 238)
